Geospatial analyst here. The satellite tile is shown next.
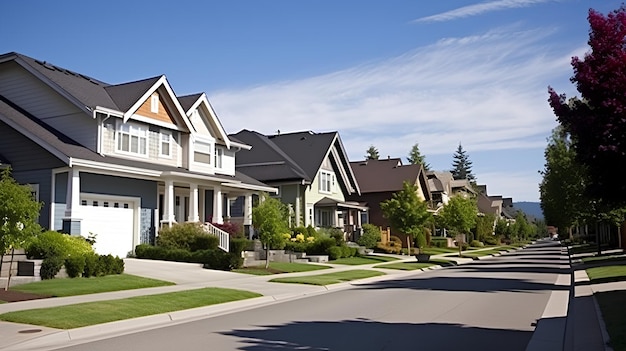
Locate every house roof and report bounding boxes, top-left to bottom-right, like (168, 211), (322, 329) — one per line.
(230, 130), (311, 182)
(349, 158), (423, 193)
(426, 171), (453, 193)
(177, 93), (204, 112)
(231, 129), (360, 194)
(0, 95), (270, 189)
(104, 76), (162, 112)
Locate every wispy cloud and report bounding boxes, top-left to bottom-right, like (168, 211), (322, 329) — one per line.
(413, 0), (555, 23)
(209, 26), (579, 201)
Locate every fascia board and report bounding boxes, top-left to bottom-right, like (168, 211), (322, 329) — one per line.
(196, 94), (231, 149)
(221, 182), (279, 194)
(69, 158), (162, 179)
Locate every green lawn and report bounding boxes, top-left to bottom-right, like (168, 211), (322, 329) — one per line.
(330, 256), (398, 265)
(587, 265), (626, 284)
(233, 262), (331, 275)
(269, 270), (385, 286)
(10, 274), (175, 297)
(0, 287), (261, 329)
(374, 259), (457, 271)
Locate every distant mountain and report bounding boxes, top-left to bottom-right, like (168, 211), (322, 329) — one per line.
(513, 201), (543, 220)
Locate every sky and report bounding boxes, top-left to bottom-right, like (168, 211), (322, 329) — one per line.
(1, 0), (623, 202)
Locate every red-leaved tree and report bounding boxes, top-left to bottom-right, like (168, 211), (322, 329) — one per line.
(548, 5), (626, 206)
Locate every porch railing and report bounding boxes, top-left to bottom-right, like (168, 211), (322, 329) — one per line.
(202, 223), (230, 252)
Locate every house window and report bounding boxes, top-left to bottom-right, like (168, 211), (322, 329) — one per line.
(151, 93), (159, 113)
(316, 209), (332, 227)
(117, 122), (148, 156)
(214, 147), (223, 168)
(160, 130), (172, 157)
(194, 142), (212, 164)
(319, 170), (333, 193)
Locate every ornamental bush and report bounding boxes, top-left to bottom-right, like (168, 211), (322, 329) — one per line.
(40, 256), (64, 280)
(26, 231), (94, 259)
(156, 223), (218, 251)
(64, 255), (86, 278)
(357, 224), (381, 249)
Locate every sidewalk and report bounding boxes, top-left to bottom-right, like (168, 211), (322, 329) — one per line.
(0, 244), (556, 350)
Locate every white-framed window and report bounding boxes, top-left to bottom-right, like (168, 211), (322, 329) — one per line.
(214, 147), (223, 168)
(194, 141), (212, 164)
(117, 122), (148, 156)
(319, 170), (333, 193)
(160, 130), (172, 157)
(151, 93), (159, 113)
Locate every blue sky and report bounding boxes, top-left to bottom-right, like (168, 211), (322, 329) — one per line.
(1, 0), (622, 202)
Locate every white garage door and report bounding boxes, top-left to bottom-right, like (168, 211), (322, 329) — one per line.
(80, 196), (136, 258)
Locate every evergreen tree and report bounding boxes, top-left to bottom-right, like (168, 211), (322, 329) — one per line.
(407, 143), (431, 171)
(450, 143), (475, 182)
(365, 145), (379, 160)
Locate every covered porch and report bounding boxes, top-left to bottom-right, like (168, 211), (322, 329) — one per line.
(314, 197), (368, 242)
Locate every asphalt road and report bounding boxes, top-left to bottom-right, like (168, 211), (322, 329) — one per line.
(53, 241), (568, 351)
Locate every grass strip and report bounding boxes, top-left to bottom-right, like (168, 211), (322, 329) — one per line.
(586, 265), (626, 284)
(269, 269), (384, 286)
(0, 287), (261, 329)
(233, 262), (331, 275)
(11, 274), (175, 297)
(594, 290), (626, 351)
(373, 259), (456, 271)
(331, 256), (399, 265)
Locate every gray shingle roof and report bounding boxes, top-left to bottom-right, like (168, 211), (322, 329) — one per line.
(104, 76), (162, 112)
(177, 93), (203, 112)
(268, 131), (337, 181)
(0, 95), (268, 187)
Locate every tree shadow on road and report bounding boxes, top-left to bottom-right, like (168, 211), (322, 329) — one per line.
(221, 318), (532, 351)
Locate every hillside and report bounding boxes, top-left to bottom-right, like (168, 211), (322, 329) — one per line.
(513, 201), (543, 220)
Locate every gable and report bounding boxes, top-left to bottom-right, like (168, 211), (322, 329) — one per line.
(134, 92), (176, 125)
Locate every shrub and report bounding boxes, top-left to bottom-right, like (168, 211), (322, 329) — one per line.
(307, 237), (336, 255)
(306, 225), (317, 238)
(292, 226), (308, 236)
(341, 245), (356, 258)
(284, 241), (309, 253)
(213, 222), (244, 237)
(26, 231), (94, 259)
(97, 254), (124, 275)
(431, 237), (448, 248)
(156, 223), (205, 250)
(64, 255), (86, 278)
(375, 242), (402, 254)
(189, 234), (219, 251)
(328, 246), (343, 260)
(40, 256), (64, 280)
(83, 253), (100, 277)
(357, 224), (381, 249)
(470, 240), (484, 247)
(483, 235), (500, 246)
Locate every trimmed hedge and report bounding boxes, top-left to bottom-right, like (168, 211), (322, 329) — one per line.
(156, 223), (219, 251)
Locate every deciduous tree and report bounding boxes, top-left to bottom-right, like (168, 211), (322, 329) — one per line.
(380, 181), (432, 251)
(548, 5), (626, 206)
(252, 193), (289, 268)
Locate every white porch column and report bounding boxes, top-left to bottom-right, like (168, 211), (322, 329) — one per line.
(62, 168), (82, 235)
(243, 194), (253, 226)
(64, 168), (80, 218)
(357, 210), (362, 227)
(188, 183), (199, 222)
(163, 179), (175, 227)
(295, 187), (301, 226)
(213, 186), (223, 224)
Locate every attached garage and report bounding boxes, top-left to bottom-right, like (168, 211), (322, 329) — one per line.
(80, 194), (139, 258)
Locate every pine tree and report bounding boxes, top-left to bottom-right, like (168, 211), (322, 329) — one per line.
(450, 143), (476, 182)
(407, 143), (431, 171)
(365, 145), (379, 160)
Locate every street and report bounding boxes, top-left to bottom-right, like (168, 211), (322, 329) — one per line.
(53, 241), (568, 351)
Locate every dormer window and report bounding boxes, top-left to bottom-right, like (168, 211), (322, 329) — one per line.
(117, 122), (148, 156)
(151, 93), (159, 113)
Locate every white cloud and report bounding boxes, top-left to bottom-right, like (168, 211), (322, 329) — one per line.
(208, 26), (576, 201)
(413, 0), (556, 23)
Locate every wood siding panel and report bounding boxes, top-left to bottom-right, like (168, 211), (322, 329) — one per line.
(135, 94), (175, 124)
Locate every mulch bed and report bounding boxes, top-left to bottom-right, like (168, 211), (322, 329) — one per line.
(0, 289), (52, 303)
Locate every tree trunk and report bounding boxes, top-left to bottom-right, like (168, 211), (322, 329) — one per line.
(5, 247), (14, 291)
(265, 248), (270, 269)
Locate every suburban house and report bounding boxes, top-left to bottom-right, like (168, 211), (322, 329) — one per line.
(229, 130), (367, 239)
(0, 52), (276, 258)
(346, 157), (431, 243)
